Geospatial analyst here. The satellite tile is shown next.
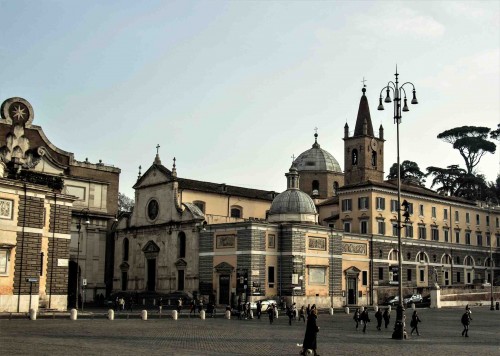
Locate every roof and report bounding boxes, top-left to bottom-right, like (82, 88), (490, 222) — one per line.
(177, 177), (277, 201)
(269, 189), (317, 215)
(316, 195), (339, 206)
(339, 179), (476, 206)
(353, 88), (374, 137)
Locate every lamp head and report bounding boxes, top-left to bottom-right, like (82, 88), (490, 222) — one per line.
(402, 98), (409, 112)
(411, 89), (418, 104)
(377, 96), (384, 111)
(384, 87), (392, 103)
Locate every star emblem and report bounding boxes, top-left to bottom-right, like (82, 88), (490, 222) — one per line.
(12, 105), (26, 120)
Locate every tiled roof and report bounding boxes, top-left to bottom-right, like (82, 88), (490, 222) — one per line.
(353, 88), (374, 137)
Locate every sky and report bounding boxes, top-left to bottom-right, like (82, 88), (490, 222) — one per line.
(1, 0), (499, 199)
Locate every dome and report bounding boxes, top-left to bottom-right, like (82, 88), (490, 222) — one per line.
(294, 133), (342, 173)
(269, 189), (317, 215)
(267, 165), (318, 224)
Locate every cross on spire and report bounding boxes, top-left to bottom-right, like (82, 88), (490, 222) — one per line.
(156, 144), (160, 155)
(314, 127), (318, 134)
(361, 77), (367, 87)
(291, 154), (295, 162)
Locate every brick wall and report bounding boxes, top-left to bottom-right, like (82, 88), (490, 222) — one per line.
(17, 195), (44, 229)
(46, 238), (70, 294)
(49, 204), (71, 234)
(13, 232), (42, 294)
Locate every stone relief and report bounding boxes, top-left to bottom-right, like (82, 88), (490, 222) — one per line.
(0, 199), (13, 219)
(216, 235), (235, 249)
(342, 242), (367, 255)
(309, 237), (326, 250)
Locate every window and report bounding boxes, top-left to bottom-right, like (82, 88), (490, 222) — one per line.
(389, 249), (399, 261)
(486, 233), (491, 246)
(378, 221), (386, 235)
(379, 249), (383, 258)
(419, 204), (424, 216)
(390, 200), (398, 212)
(407, 252), (411, 260)
(407, 203), (414, 215)
(193, 200), (206, 213)
(392, 223), (398, 237)
(444, 229), (449, 242)
(455, 211), (459, 222)
(312, 180), (319, 192)
(352, 149), (358, 165)
(476, 214), (480, 225)
(455, 230), (460, 243)
(376, 197), (385, 210)
(341, 199), (352, 212)
(432, 207), (437, 218)
(417, 252), (427, 263)
(371, 151), (377, 166)
(343, 222), (351, 233)
(476, 234), (482, 246)
(497, 234), (500, 247)
(40, 253), (44, 276)
(407, 269), (412, 282)
(433, 254), (437, 262)
(486, 215), (490, 227)
(121, 271), (128, 291)
(466, 212), (470, 224)
(333, 182), (339, 196)
(431, 227), (439, 241)
(358, 197), (369, 210)
(147, 199), (159, 220)
(456, 256), (460, 264)
(230, 206), (242, 218)
(457, 272), (461, 283)
(123, 238), (129, 261)
(177, 270), (185, 290)
(419, 269), (425, 282)
(465, 232), (471, 245)
(268, 266), (275, 288)
(418, 225), (426, 239)
(444, 209), (448, 220)
(360, 220), (368, 234)
(0, 250), (8, 274)
(378, 267), (384, 280)
(178, 232), (186, 258)
(496, 217), (499, 228)
(362, 271), (368, 286)
(405, 224), (414, 238)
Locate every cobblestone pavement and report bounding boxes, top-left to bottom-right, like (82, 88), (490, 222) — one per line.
(1, 307), (499, 356)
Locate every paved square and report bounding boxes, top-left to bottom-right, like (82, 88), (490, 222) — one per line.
(1, 307), (499, 355)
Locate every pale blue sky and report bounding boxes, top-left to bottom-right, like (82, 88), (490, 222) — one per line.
(1, 0), (498, 199)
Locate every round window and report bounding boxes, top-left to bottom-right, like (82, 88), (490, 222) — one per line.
(147, 199), (159, 220)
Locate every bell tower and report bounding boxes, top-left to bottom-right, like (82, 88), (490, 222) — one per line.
(343, 87), (385, 185)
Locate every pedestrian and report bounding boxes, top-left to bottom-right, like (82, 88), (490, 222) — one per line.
(118, 297), (125, 311)
(158, 297), (163, 313)
(292, 303), (297, 320)
(383, 308), (390, 329)
(353, 309), (360, 330)
(256, 300), (262, 320)
(198, 299), (204, 314)
(268, 304), (275, 324)
(461, 309), (472, 337)
(287, 304), (294, 325)
(375, 309), (383, 330)
(300, 308), (320, 356)
(114, 297), (118, 312)
(299, 306), (306, 323)
(360, 309), (370, 333)
(238, 301), (243, 320)
(190, 299), (196, 316)
(177, 298), (182, 314)
(410, 310), (421, 336)
(306, 304), (311, 318)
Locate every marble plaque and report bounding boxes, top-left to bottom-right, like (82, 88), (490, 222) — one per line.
(308, 267), (326, 284)
(216, 235), (235, 249)
(0, 199), (13, 219)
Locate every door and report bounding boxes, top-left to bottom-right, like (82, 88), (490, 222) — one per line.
(147, 258), (156, 291)
(177, 270), (185, 291)
(219, 275), (230, 305)
(347, 277), (357, 305)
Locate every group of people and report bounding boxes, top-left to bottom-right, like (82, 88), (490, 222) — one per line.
(353, 307), (422, 335)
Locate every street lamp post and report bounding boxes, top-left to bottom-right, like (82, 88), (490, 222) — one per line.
(487, 204), (495, 310)
(378, 67), (419, 340)
(75, 208), (90, 309)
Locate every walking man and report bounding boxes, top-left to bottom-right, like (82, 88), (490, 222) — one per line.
(383, 308), (390, 329)
(410, 310), (422, 336)
(353, 309), (360, 330)
(299, 306), (306, 323)
(300, 308), (320, 356)
(360, 309), (370, 333)
(268, 304), (275, 324)
(256, 300), (262, 320)
(461, 309), (472, 337)
(375, 309), (383, 331)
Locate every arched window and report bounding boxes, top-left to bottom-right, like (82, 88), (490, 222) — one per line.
(464, 256), (474, 266)
(230, 206), (242, 218)
(416, 251), (428, 263)
(371, 151), (377, 166)
(123, 238), (129, 261)
(193, 200), (206, 213)
(312, 180), (319, 191)
(333, 182), (339, 196)
(352, 149), (358, 165)
(178, 232), (186, 258)
(388, 249), (399, 261)
(485, 257), (494, 267)
(441, 254), (452, 265)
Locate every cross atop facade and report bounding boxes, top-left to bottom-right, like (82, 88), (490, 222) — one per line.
(291, 154), (295, 162)
(173, 157), (176, 168)
(361, 77), (367, 87)
(156, 144), (160, 155)
(314, 127), (318, 135)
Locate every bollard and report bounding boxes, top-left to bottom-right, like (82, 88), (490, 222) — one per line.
(172, 310), (178, 320)
(329, 307), (334, 316)
(70, 308), (78, 321)
(374, 306), (379, 312)
(225, 310), (231, 319)
(29, 308), (37, 321)
(108, 309), (114, 320)
(141, 310), (148, 321)
(345, 307), (350, 314)
(411, 303), (415, 310)
(200, 310), (206, 320)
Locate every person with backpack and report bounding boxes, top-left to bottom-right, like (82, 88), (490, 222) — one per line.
(461, 309), (472, 337)
(360, 309), (370, 333)
(375, 309), (383, 330)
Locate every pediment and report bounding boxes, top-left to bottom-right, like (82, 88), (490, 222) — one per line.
(34, 155), (66, 175)
(344, 266), (361, 275)
(142, 240), (160, 253)
(175, 259), (187, 268)
(119, 261), (130, 271)
(214, 262), (234, 274)
(133, 164), (172, 189)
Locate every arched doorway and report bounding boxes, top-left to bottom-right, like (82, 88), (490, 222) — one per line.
(142, 241), (160, 292)
(344, 266), (361, 305)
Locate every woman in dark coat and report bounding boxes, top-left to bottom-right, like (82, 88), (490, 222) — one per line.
(410, 310), (421, 336)
(301, 308), (320, 356)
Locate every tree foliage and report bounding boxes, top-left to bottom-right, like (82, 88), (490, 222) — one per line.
(387, 160), (426, 184)
(437, 126), (496, 174)
(118, 192), (134, 212)
(490, 124), (500, 141)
